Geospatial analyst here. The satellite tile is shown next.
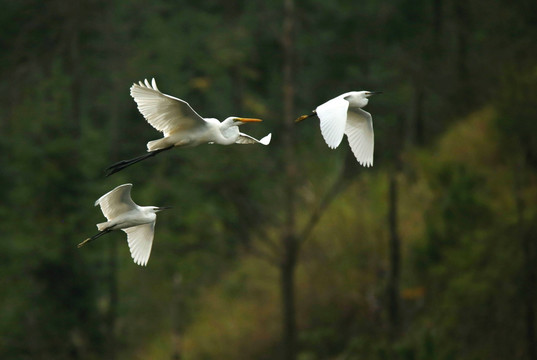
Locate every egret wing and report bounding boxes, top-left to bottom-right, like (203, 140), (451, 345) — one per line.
(344, 108), (374, 167)
(130, 78), (208, 136)
(95, 184), (137, 220)
(316, 96), (349, 149)
(123, 222), (155, 266)
(236, 132), (272, 145)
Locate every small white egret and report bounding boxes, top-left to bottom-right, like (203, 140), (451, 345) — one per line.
(105, 78), (271, 176)
(77, 183), (171, 266)
(296, 91), (381, 167)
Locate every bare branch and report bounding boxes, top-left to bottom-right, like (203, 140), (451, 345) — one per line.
(255, 226), (283, 256)
(298, 151), (359, 247)
(247, 246), (281, 266)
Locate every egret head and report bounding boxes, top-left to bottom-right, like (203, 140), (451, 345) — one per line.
(226, 117), (263, 126)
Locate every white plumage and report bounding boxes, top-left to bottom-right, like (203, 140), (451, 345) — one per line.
(78, 184), (171, 266)
(296, 91), (379, 167)
(316, 97), (349, 149)
(131, 78), (271, 150)
(105, 78), (271, 176)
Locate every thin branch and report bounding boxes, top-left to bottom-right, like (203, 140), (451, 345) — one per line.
(255, 225), (283, 256)
(221, 190), (282, 253)
(246, 245), (281, 266)
(298, 151), (358, 247)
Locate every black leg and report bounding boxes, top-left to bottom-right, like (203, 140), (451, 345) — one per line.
(77, 229), (112, 248)
(104, 146), (173, 177)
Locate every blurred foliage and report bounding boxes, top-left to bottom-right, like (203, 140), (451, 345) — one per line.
(1, 0), (536, 359)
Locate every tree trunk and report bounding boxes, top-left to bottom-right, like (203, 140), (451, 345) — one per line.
(453, 0), (469, 83)
(414, 81), (425, 146)
(433, 0), (443, 42)
(106, 239), (118, 360)
(281, 236), (298, 360)
(281, 0), (298, 358)
(514, 162), (537, 360)
(231, 66), (244, 114)
(522, 228), (537, 360)
(387, 171), (401, 338)
(171, 274), (183, 360)
(104, 73), (123, 360)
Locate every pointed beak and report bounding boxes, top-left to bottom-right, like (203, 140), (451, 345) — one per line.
(368, 91), (383, 96)
(237, 118), (262, 123)
(295, 112), (316, 123)
(156, 206), (173, 212)
(295, 114), (310, 123)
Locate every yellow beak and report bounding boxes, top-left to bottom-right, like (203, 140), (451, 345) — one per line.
(238, 118), (263, 122)
(295, 114), (310, 123)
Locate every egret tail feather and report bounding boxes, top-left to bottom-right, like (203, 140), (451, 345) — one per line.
(104, 146), (173, 176)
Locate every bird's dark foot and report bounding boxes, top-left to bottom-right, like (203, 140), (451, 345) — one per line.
(78, 229), (112, 248)
(77, 238), (91, 248)
(105, 160), (136, 177)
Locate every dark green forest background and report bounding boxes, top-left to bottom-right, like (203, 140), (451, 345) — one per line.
(1, 0), (537, 359)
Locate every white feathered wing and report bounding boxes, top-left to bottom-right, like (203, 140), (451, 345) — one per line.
(95, 184), (136, 220)
(316, 96), (349, 149)
(235, 133), (272, 145)
(130, 78), (207, 137)
(344, 108), (374, 167)
(123, 222), (155, 266)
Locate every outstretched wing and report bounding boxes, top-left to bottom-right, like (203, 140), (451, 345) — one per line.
(235, 132), (272, 145)
(316, 96), (349, 149)
(123, 222), (155, 266)
(130, 78), (208, 136)
(344, 108), (374, 167)
(95, 183), (137, 220)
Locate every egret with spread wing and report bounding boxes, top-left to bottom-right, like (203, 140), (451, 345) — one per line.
(105, 78), (271, 176)
(77, 184), (171, 266)
(296, 91), (381, 167)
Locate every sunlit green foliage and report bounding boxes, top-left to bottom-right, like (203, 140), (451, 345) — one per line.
(1, 0), (536, 359)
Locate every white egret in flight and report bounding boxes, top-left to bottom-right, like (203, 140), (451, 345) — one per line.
(77, 183), (171, 266)
(105, 78), (271, 176)
(296, 91), (381, 167)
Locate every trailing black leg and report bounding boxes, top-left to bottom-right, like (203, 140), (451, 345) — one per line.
(104, 146), (173, 177)
(78, 229), (113, 248)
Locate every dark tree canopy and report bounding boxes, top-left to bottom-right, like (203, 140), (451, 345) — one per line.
(1, 0), (536, 359)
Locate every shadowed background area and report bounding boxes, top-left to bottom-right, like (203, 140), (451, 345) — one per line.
(1, 0), (537, 359)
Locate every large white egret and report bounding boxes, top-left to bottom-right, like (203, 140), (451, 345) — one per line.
(296, 91), (381, 167)
(77, 183), (171, 266)
(105, 78), (271, 176)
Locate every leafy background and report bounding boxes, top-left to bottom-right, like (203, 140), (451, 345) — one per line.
(1, 0), (537, 359)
